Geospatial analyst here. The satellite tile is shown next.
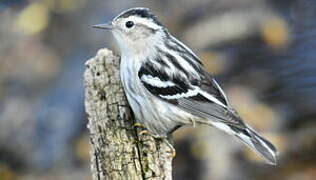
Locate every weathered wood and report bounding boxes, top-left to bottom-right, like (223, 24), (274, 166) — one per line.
(84, 48), (174, 180)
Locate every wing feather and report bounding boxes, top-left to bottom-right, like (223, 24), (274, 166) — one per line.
(138, 40), (244, 127)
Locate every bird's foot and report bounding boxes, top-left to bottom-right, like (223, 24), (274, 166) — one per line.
(139, 130), (151, 136)
(133, 124), (176, 158)
(137, 130), (176, 157)
(133, 123), (145, 128)
(164, 140), (176, 158)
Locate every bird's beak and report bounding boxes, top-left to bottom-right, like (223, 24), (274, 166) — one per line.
(92, 22), (114, 30)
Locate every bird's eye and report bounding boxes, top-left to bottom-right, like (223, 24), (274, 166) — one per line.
(125, 21), (134, 28)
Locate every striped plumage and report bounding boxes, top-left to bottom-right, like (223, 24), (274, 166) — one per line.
(94, 7), (278, 165)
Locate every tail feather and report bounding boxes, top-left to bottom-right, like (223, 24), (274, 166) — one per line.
(210, 121), (278, 165)
(235, 125), (278, 165)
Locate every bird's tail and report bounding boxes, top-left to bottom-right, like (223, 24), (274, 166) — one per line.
(233, 125), (278, 165)
(210, 121), (278, 164)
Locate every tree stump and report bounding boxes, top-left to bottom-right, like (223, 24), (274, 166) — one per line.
(84, 48), (174, 180)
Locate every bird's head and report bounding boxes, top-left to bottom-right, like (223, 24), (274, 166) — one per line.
(94, 7), (167, 55)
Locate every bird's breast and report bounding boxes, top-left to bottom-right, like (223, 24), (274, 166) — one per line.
(119, 56), (193, 135)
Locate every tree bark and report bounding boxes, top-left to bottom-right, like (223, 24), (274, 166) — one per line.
(84, 48), (174, 180)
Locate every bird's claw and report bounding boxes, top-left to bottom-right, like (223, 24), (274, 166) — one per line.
(133, 123), (145, 128)
(163, 139), (176, 158)
(139, 130), (150, 136)
(136, 129), (176, 158)
(169, 147), (176, 158)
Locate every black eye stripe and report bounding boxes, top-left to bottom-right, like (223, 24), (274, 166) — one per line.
(125, 21), (134, 28)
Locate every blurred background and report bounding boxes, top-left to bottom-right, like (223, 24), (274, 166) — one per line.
(0, 0), (316, 179)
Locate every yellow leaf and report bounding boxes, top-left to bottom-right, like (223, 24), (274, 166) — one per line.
(15, 3), (50, 34)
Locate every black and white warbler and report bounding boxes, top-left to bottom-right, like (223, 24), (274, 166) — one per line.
(93, 7), (277, 165)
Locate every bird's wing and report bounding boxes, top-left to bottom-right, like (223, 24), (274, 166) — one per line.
(138, 61), (278, 164)
(138, 62), (244, 128)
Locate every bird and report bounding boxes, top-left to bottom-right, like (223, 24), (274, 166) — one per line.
(93, 7), (277, 165)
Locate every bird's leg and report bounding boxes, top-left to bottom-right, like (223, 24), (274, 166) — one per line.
(164, 136), (176, 158)
(133, 123), (148, 135)
(190, 118), (196, 128)
(132, 122), (176, 157)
